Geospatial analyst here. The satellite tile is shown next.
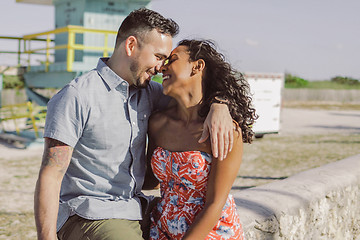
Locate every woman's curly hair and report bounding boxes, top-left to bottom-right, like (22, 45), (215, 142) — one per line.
(178, 39), (258, 143)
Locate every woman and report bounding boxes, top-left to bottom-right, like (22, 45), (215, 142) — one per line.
(146, 39), (257, 240)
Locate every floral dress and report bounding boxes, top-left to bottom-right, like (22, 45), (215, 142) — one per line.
(149, 147), (244, 240)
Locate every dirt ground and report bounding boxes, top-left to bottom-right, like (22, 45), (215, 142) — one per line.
(0, 107), (359, 239)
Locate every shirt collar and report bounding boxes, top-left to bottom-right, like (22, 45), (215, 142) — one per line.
(96, 57), (129, 90)
(97, 58), (143, 98)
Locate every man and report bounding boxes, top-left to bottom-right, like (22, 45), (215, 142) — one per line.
(34, 8), (234, 240)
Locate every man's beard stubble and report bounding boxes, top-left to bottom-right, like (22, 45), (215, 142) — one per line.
(130, 60), (150, 89)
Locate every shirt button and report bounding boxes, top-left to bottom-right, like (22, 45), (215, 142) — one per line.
(124, 99), (127, 103)
(132, 122), (136, 125)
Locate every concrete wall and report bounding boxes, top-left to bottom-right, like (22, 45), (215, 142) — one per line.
(234, 154), (360, 239)
(283, 89), (360, 103)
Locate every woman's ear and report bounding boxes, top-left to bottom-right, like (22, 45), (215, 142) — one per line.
(125, 36), (137, 56)
(191, 59), (206, 75)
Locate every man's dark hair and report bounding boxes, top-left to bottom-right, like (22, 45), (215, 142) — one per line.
(115, 8), (179, 48)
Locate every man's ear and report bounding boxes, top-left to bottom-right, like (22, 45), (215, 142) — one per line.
(125, 36), (138, 56)
(192, 59), (206, 75)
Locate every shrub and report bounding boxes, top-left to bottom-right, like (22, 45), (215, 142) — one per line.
(2, 75), (25, 89)
(285, 74), (309, 88)
(331, 76), (360, 86)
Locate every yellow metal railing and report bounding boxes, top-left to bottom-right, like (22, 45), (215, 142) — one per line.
(0, 36), (51, 66)
(0, 101), (46, 138)
(23, 25), (117, 72)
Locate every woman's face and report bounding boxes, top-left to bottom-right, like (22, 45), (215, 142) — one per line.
(160, 45), (196, 96)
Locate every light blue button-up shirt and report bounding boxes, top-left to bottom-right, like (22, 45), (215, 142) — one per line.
(44, 58), (170, 231)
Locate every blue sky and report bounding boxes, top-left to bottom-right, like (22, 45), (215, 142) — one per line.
(1, 0), (359, 80)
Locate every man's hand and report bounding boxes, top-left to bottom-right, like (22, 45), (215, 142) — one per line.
(198, 103), (233, 160)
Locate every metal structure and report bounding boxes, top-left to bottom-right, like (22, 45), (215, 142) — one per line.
(18, 0), (151, 106)
(0, 0), (151, 142)
(23, 26), (117, 89)
(0, 101), (46, 138)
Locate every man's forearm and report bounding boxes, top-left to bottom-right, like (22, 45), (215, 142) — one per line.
(34, 138), (73, 240)
(34, 169), (62, 240)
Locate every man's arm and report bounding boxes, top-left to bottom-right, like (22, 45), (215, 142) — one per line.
(199, 103), (233, 161)
(34, 138), (73, 240)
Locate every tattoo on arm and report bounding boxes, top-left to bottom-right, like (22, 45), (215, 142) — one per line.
(41, 138), (73, 175)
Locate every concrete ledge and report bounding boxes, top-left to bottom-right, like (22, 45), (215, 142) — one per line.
(233, 154), (360, 239)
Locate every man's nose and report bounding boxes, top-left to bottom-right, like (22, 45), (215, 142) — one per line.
(155, 61), (163, 73)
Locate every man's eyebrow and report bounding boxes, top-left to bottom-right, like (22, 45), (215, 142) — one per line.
(156, 53), (168, 59)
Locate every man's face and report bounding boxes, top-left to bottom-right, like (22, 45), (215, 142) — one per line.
(130, 30), (173, 88)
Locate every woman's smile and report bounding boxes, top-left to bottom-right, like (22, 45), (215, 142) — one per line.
(162, 74), (170, 82)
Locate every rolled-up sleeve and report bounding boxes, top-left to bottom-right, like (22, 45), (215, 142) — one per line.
(44, 85), (86, 148)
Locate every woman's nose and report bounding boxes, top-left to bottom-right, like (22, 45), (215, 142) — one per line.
(160, 64), (167, 73)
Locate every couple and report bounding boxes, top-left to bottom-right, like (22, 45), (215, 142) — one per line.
(34, 8), (256, 240)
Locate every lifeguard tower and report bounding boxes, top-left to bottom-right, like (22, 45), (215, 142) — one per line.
(18, 0), (151, 106)
(0, 0), (151, 145)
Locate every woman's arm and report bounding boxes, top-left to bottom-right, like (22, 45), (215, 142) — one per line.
(182, 129), (243, 240)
